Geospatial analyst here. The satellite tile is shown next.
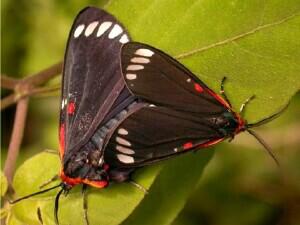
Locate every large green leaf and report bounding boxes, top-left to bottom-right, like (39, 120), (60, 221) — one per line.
(7, 0), (300, 224)
(108, 0), (300, 122)
(1, 170), (8, 197)
(9, 152), (160, 225)
(122, 150), (214, 225)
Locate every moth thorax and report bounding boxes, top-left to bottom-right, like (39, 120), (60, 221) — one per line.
(212, 111), (239, 136)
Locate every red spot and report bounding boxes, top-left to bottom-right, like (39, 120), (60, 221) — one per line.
(103, 164), (110, 171)
(60, 170), (108, 188)
(183, 142), (193, 150)
(194, 83), (204, 93)
(67, 102), (75, 114)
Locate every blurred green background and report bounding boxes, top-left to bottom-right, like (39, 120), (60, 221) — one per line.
(2, 0), (300, 225)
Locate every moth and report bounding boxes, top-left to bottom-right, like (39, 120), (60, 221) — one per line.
(10, 6), (285, 225)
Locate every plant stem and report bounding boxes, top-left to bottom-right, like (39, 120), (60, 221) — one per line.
(24, 62), (62, 86)
(4, 97), (29, 189)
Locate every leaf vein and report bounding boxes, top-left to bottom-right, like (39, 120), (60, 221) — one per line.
(175, 12), (300, 59)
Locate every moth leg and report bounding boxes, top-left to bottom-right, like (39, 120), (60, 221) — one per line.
(37, 207), (44, 225)
(129, 180), (149, 195)
(239, 95), (255, 116)
(220, 77), (232, 107)
(39, 174), (59, 189)
(82, 184), (90, 225)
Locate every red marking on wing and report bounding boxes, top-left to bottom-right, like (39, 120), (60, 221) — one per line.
(60, 171), (108, 188)
(200, 138), (224, 148)
(67, 102), (76, 115)
(205, 88), (231, 108)
(194, 83), (204, 93)
(183, 142), (193, 150)
(103, 164), (110, 171)
(59, 124), (65, 159)
(235, 112), (246, 134)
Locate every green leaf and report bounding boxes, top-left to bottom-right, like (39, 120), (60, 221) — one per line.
(122, 150), (214, 225)
(8, 0), (300, 224)
(9, 152), (160, 225)
(1, 170), (8, 197)
(108, 0), (300, 122)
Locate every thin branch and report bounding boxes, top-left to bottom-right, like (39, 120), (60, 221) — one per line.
(24, 62), (63, 86)
(29, 85), (60, 96)
(1, 75), (19, 90)
(1, 62), (63, 191)
(1, 94), (17, 110)
(4, 97), (29, 188)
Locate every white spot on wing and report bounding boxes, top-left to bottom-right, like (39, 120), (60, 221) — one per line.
(135, 48), (154, 57)
(108, 24), (123, 39)
(186, 78), (191, 82)
(127, 65), (144, 71)
(97, 21), (112, 37)
(116, 137), (131, 146)
(126, 73), (137, 80)
(61, 98), (67, 109)
(119, 34), (129, 43)
(116, 145), (134, 154)
(118, 128), (128, 135)
(174, 148), (178, 152)
(84, 21), (99, 36)
(117, 154), (134, 163)
(74, 24), (85, 38)
(149, 104), (156, 107)
(130, 57), (150, 64)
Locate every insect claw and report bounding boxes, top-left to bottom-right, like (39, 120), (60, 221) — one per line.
(240, 95), (255, 114)
(129, 180), (149, 194)
(220, 76), (232, 107)
(44, 149), (59, 155)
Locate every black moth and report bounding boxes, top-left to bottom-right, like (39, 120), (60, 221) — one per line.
(10, 6), (286, 225)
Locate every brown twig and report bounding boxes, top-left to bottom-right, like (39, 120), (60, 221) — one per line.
(1, 75), (19, 90)
(2, 61), (63, 190)
(24, 62), (63, 86)
(29, 85), (60, 96)
(1, 93), (17, 110)
(4, 97), (29, 188)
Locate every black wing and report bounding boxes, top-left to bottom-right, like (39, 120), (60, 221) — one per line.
(120, 42), (230, 113)
(104, 42), (230, 168)
(60, 7), (132, 161)
(104, 106), (225, 168)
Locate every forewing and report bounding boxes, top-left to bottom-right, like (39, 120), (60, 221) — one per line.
(60, 7), (131, 159)
(121, 42), (230, 113)
(104, 106), (224, 168)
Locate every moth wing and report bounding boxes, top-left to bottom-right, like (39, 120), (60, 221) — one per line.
(105, 106), (224, 168)
(121, 42), (229, 113)
(60, 7), (131, 160)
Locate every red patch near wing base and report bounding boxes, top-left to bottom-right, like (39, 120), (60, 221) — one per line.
(67, 102), (76, 114)
(60, 171), (108, 188)
(183, 142), (193, 150)
(194, 83), (204, 93)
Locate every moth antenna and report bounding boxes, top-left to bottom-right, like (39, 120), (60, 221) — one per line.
(247, 103), (289, 128)
(54, 188), (64, 225)
(246, 129), (280, 167)
(9, 183), (62, 204)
